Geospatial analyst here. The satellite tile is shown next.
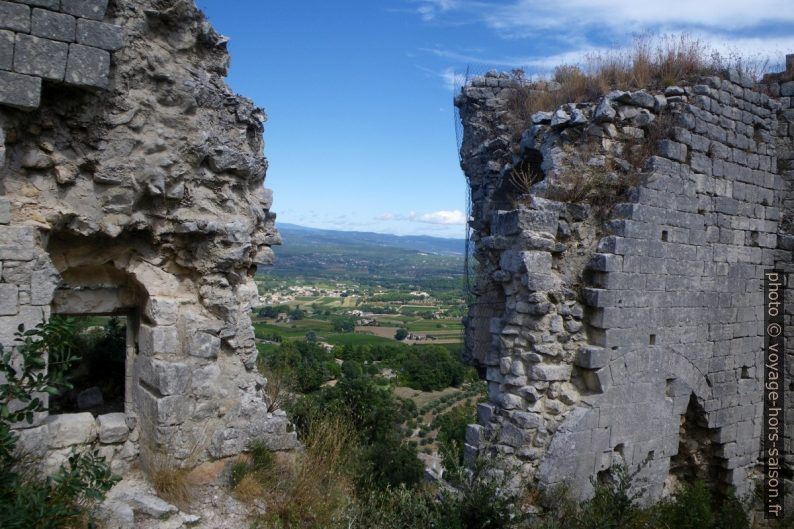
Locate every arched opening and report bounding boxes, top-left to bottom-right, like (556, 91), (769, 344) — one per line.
(47, 247), (147, 417)
(665, 393), (726, 495)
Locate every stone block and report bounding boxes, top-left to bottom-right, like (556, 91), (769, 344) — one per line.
(15, 0), (59, 7)
(97, 412), (129, 443)
(65, 43), (109, 88)
(781, 82), (794, 97)
(45, 412), (97, 448)
(0, 197), (8, 225)
(134, 387), (191, 426)
(138, 324), (178, 356)
(188, 331), (220, 359)
(136, 357), (190, 396)
(0, 225), (36, 260)
(143, 296), (178, 325)
(528, 363), (572, 381)
(0, 29), (13, 70)
(575, 346), (609, 369)
(0, 1), (30, 32)
(13, 34), (68, 81)
(60, 0), (108, 20)
(0, 69), (41, 110)
(657, 139), (687, 162)
(76, 18), (123, 50)
(31, 8), (75, 41)
(465, 424), (484, 445)
(0, 283), (18, 315)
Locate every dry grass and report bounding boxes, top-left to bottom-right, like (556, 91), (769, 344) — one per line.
(151, 461), (194, 511)
(233, 416), (357, 528)
(505, 34), (769, 139)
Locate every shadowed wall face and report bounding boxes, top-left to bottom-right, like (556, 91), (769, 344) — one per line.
(457, 66), (794, 501)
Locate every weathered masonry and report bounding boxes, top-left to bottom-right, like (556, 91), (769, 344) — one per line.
(0, 0), (297, 474)
(457, 59), (794, 501)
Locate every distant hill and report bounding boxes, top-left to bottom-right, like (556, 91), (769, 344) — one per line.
(276, 223), (465, 256)
(258, 224), (467, 288)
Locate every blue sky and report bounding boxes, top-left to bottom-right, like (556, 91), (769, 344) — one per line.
(195, 1), (792, 238)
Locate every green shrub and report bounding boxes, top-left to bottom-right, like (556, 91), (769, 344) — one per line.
(0, 318), (119, 528)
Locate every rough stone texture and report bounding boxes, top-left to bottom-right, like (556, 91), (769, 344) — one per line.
(0, 69), (40, 109)
(0, 1), (30, 32)
(0, 0), (125, 108)
(76, 18), (123, 50)
(0, 29), (13, 70)
(457, 67), (793, 502)
(30, 8), (76, 42)
(45, 412), (97, 448)
(1, 0), (295, 474)
(64, 42), (109, 88)
(13, 33), (67, 80)
(60, 0), (107, 20)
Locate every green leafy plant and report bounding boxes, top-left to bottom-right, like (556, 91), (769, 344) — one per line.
(0, 318), (119, 528)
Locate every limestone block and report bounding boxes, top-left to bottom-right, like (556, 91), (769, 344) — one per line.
(136, 357), (190, 396)
(0, 1), (29, 32)
(477, 403), (494, 424)
(45, 412), (98, 448)
(0, 29), (12, 70)
(15, 0), (59, 7)
(0, 69), (41, 110)
(97, 413), (129, 444)
(135, 387), (192, 427)
(60, 0), (108, 20)
(13, 34), (68, 81)
(143, 296), (178, 325)
(126, 492), (178, 519)
(138, 324), (178, 356)
(0, 283), (18, 315)
(65, 43), (110, 88)
(15, 423), (48, 457)
(76, 18), (123, 51)
(528, 363), (572, 382)
(188, 331), (220, 359)
(781, 82), (794, 97)
(31, 8), (75, 42)
(498, 422), (526, 447)
(0, 197), (8, 225)
(657, 139), (687, 163)
(575, 346), (609, 369)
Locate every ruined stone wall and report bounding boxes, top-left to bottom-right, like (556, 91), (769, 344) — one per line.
(0, 0), (298, 473)
(457, 64), (794, 501)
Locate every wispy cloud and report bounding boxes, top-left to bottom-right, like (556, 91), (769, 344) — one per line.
(375, 209), (468, 225)
(410, 209), (467, 225)
(415, 0), (792, 36)
(412, 0), (793, 74)
(413, 0), (461, 21)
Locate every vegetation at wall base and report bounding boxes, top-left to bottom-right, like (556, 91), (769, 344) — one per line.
(0, 318), (119, 529)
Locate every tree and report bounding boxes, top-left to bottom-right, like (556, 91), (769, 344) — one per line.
(331, 316), (356, 333)
(394, 328), (408, 341)
(305, 330), (318, 343)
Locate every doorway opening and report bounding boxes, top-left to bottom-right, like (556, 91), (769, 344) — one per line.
(49, 315), (128, 416)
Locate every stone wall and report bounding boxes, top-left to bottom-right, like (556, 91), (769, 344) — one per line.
(0, 0), (124, 109)
(457, 62), (794, 501)
(0, 0), (298, 473)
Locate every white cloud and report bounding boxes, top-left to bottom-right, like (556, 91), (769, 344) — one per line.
(414, 0), (792, 35)
(414, 0), (460, 21)
(409, 209), (468, 225)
